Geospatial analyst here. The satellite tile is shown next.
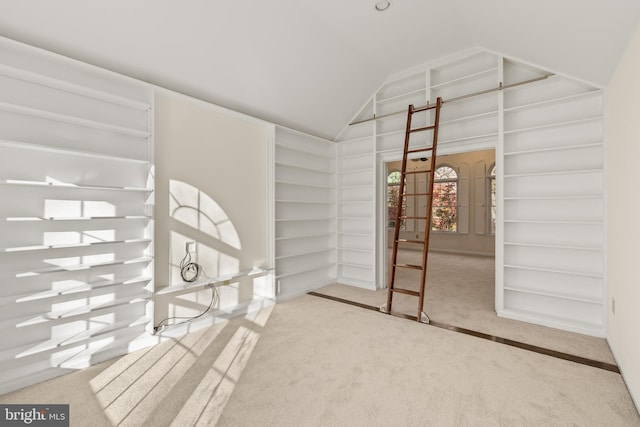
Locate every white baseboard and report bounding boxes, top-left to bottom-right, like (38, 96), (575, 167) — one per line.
(276, 278), (337, 302)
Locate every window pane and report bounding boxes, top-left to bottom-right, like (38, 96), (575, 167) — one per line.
(432, 166), (457, 232)
(387, 172), (405, 229)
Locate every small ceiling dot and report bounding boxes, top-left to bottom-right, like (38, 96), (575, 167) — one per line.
(375, 1), (391, 12)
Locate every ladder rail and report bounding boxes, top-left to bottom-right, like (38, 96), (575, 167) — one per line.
(417, 97), (442, 319)
(386, 103), (415, 313)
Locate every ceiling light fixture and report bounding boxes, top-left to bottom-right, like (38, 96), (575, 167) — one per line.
(375, 0), (391, 12)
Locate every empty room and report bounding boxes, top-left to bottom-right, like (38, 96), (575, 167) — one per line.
(0, 1), (639, 426)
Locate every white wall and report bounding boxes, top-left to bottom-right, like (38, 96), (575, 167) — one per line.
(154, 91), (273, 324)
(606, 23), (640, 411)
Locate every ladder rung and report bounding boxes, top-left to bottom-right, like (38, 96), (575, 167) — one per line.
(409, 125), (436, 133)
(402, 193), (431, 197)
(394, 263), (423, 270)
(412, 104), (438, 113)
(398, 216), (429, 220)
(397, 239), (425, 244)
(404, 170), (431, 175)
(390, 288), (420, 297)
(407, 148), (434, 154)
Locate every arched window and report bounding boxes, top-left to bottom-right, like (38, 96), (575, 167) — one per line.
(432, 166), (457, 232)
(387, 171), (406, 229)
(488, 164), (496, 235)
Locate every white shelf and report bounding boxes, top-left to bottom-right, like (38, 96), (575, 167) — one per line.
(6, 215), (151, 222)
(439, 110), (498, 126)
(275, 161), (333, 174)
(376, 129), (405, 138)
(16, 293), (151, 327)
(504, 264), (603, 278)
(155, 267), (272, 296)
(338, 200), (373, 205)
(338, 216), (372, 220)
(275, 217), (333, 222)
(338, 167), (373, 175)
(276, 263), (333, 279)
(503, 168), (602, 178)
(337, 134), (373, 143)
(337, 261), (373, 269)
(276, 248), (334, 260)
(504, 142), (602, 156)
(439, 132), (499, 145)
(275, 233), (331, 241)
(0, 179), (152, 193)
(338, 184), (372, 190)
(503, 286), (602, 305)
(14, 256), (152, 277)
(5, 276), (152, 304)
(503, 241), (601, 252)
(275, 180), (332, 189)
(0, 63), (151, 111)
(0, 138), (150, 164)
(2, 238), (151, 253)
(376, 88), (426, 104)
(338, 232), (373, 237)
(275, 199), (331, 205)
(503, 195), (602, 201)
(504, 116), (602, 135)
(341, 152), (374, 160)
(275, 142), (333, 159)
(503, 90), (602, 113)
(14, 315), (150, 359)
(0, 101), (150, 138)
(431, 66), (498, 89)
(338, 247), (373, 254)
(503, 219), (602, 225)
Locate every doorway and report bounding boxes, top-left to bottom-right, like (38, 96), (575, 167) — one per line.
(381, 149), (497, 324)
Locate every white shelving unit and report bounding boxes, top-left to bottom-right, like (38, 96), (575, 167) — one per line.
(274, 127), (336, 299)
(336, 129), (376, 289)
(0, 36), (154, 394)
(499, 58), (605, 336)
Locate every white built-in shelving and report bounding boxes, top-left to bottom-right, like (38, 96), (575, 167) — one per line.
(273, 127), (336, 299)
(334, 49), (607, 336)
(335, 128), (376, 289)
(499, 57), (605, 336)
(0, 36), (154, 394)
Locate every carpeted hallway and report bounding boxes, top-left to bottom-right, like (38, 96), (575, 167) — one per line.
(0, 292), (638, 426)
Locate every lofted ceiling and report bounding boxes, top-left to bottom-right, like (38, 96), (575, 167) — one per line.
(0, 0), (639, 140)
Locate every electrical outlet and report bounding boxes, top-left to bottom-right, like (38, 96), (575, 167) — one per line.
(185, 241), (196, 253)
(611, 297), (616, 314)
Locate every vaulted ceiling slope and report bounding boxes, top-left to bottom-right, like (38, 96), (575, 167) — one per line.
(0, 0), (639, 140)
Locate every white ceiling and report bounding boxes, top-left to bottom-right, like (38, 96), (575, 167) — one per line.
(0, 0), (639, 140)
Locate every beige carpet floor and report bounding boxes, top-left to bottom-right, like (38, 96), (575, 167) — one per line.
(0, 294), (638, 426)
(317, 250), (616, 364)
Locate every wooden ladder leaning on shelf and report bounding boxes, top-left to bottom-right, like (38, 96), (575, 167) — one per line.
(382, 97), (443, 323)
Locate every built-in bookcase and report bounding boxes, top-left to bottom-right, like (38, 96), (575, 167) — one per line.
(335, 132), (376, 288)
(274, 127), (336, 299)
(500, 59), (605, 335)
(337, 48), (606, 336)
(0, 37), (154, 393)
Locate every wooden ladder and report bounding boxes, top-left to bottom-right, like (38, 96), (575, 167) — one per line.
(382, 97), (443, 323)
